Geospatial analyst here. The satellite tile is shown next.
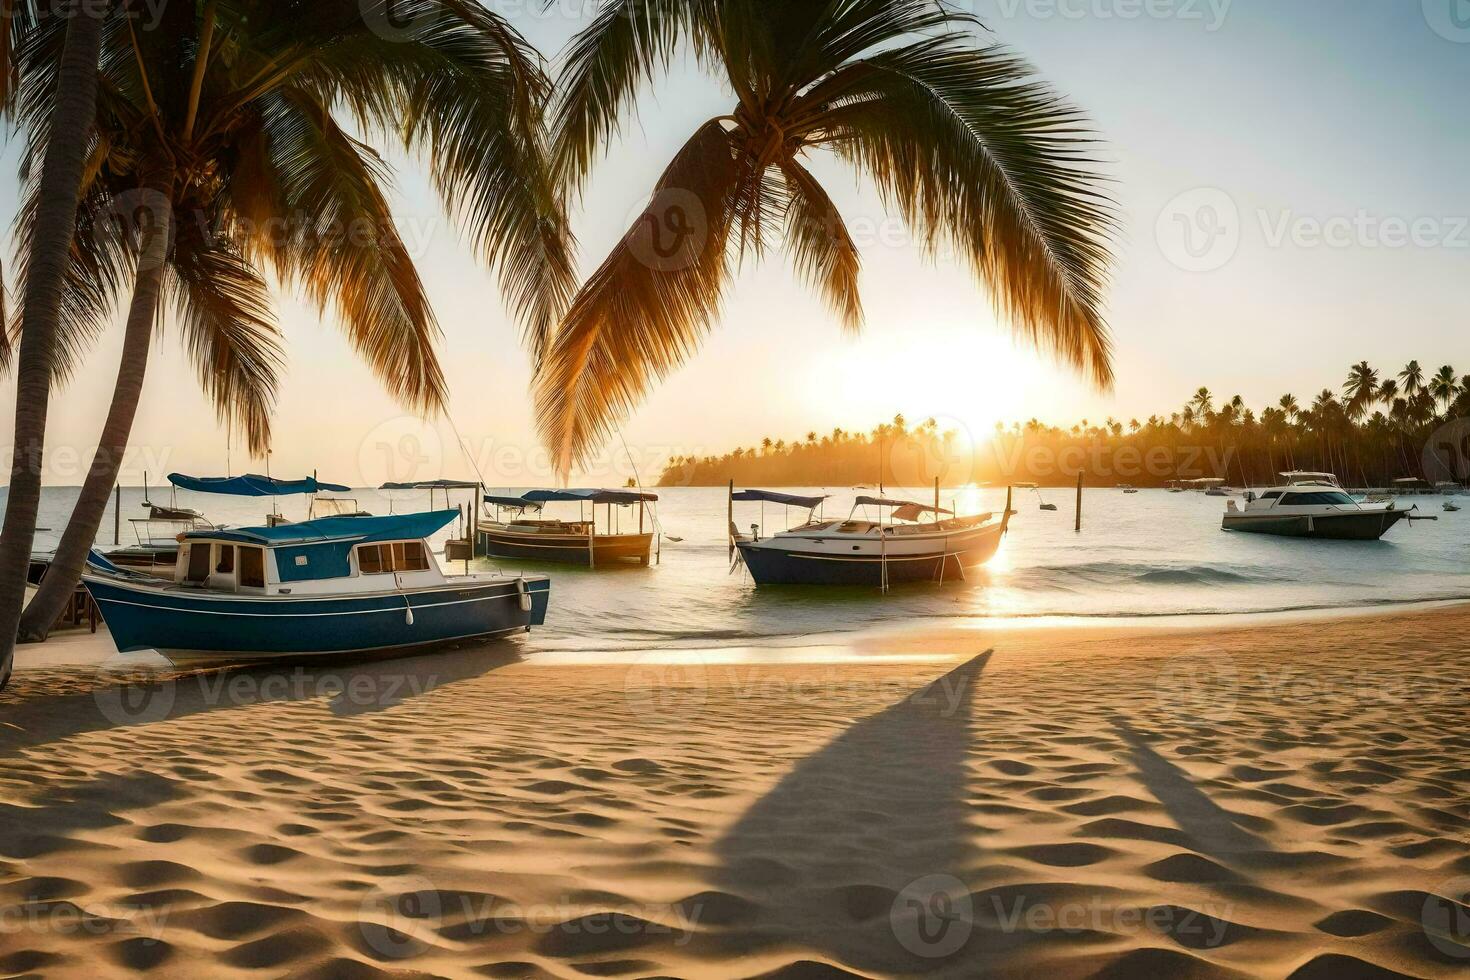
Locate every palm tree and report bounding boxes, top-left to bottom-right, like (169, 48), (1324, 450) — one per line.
(1399, 360), (1424, 399)
(0, 0), (108, 688)
(1191, 387), (1214, 420)
(1342, 361), (1378, 418)
(1341, 362), (1378, 486)
(534, 0), (1116, 472)
(1430, 364), (1458, 412)
(1278, 393), (1299, 423)
(17, 0), (572, 639)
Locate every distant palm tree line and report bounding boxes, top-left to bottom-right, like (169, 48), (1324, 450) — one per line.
(659, 362), (1470, 489)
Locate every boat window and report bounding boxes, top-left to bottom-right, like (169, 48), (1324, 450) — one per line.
(357, 542), (430, 574)
(186, 543), (211, 583)
(1281, 492), (1355, 506)
(240, 547), (265, 588)
(394, 541), (430, 571)
(1261, 491), (1282, 500)
(357, 545), (385, 574)
(216, 545), (235, 574)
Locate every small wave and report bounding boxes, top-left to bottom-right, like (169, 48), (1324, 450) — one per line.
(1010, 561), (1290, 587)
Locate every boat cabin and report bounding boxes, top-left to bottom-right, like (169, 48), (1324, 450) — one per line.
(173, 511), (457, 596)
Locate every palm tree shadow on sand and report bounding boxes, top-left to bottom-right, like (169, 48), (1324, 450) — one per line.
(1112, 718), (1266, 858)
(707, 652), (990, 975)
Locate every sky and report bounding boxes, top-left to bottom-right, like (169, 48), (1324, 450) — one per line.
(1, 0), (1467, 487)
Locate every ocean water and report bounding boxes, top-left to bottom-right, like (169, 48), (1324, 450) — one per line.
(14, 484), (1470, 652)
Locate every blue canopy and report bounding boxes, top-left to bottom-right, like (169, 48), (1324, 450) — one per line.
(184, 510), (458, 548)
(523, 488), (658, 504)
(169, 473), (349, 496)
(484, 494), (542, 510)
(380, 480), (480, 490)
(732, 489), (827, 509)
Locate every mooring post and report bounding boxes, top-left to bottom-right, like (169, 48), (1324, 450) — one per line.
(727, 479), (735, 558)
(1075, 472), (1083, 532)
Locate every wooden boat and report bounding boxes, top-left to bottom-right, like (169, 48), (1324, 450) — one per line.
(478, 489), (658, 567)
(380, 480), (483, 560)
(84, 511), (549, 662)
(732, 489), (1013, 588)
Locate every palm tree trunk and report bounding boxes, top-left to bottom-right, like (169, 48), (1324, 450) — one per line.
(0, 1), (106, 685)
(19, 186), (173, 642)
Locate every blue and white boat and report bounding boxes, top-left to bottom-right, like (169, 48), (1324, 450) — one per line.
(83, 511), (550, 662)
(731, 490), (1013, 588)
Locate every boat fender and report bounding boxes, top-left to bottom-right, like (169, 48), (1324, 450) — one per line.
(404, 602), (415, 626)
(517, 576), (532, 612)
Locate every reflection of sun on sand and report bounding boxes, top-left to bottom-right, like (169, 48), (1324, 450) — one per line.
(1, 607), (1467, 978)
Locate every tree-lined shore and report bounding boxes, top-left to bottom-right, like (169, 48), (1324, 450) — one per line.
(659, 362), (1470, 489)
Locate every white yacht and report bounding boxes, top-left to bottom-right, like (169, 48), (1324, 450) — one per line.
(1221, 472), (1415, 540)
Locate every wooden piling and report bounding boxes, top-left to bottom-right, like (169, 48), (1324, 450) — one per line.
(1075, 472), (1083, 532)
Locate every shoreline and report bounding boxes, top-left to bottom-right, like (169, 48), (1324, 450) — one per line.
(8, 596), (1470, 672)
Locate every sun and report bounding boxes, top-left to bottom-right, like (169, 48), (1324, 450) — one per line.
(812, 330), (1043, 446)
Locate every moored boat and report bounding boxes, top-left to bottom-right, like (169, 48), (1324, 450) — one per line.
(84, 511), (549, 661)
(732, 490), (1013, 587)
(106, 472), (352, 574)
(478, 489), (658, 567)
(1221, 472), (1421, 540)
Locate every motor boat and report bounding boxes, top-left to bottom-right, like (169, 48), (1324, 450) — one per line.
(1445, 501), (1461, 513)
(478, 489), (658, 567)
(1221, 472), (1421, 540)
(83, 511), (549, 662)
(731, 489), (1013, 587)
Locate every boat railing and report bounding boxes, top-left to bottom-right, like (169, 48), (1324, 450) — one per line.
(130, 516), (207, 547)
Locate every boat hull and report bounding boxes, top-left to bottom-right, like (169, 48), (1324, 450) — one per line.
(84, 575), (551, 660)
(1221, 509), (1410, 540)
(737, 523), (1004, 586)
(478, 526), (652, 566)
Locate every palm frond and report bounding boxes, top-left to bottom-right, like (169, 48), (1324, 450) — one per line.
(258, 88), (447, 413)
(779, 159), (862, 332)
(801, 38), (1117, 386)
(547, 0), (710, 190)
(168, 230), (284, 455)
(534, 118), (738, 474)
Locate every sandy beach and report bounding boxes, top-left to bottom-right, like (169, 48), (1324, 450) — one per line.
(1, 606), (1467, 979)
